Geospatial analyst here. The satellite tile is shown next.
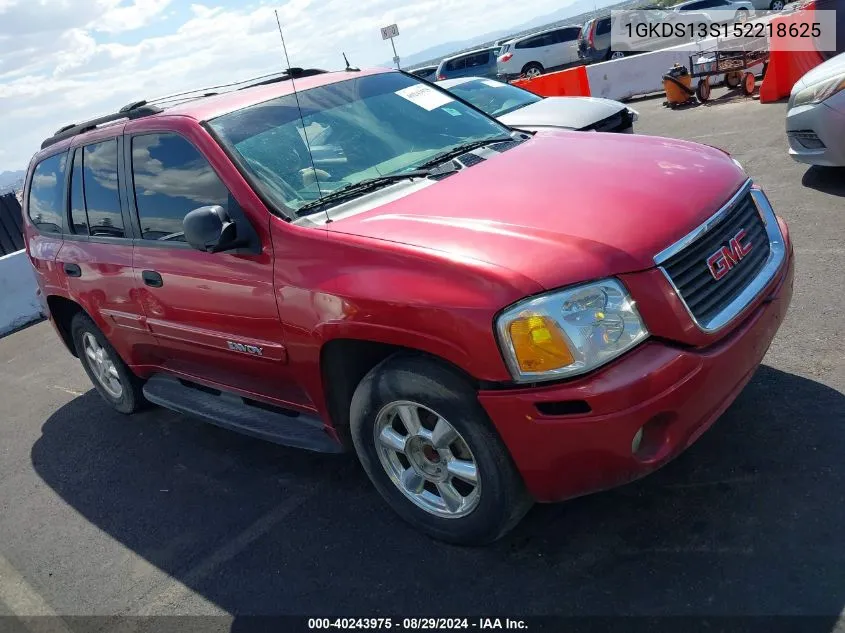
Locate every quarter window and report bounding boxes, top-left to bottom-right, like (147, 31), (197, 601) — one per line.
(69, 149), (88, 235)
(131, 133), (229, 241)
(27, 153), (67, 233)
(82, 140), (124, 237)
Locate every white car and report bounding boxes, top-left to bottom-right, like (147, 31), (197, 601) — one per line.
(671, 0), (757, 22)
(496, 25), (582, 80)
(439, 76), (638, 133)
(786, 51), (845, 167)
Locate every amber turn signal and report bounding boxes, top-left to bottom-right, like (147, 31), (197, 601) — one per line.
(507, 315), (574, 373)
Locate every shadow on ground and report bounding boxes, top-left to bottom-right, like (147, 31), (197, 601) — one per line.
(802, 166), (845, 197)
(31, 365), (845, 621)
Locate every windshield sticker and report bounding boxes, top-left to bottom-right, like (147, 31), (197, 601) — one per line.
(481, 80), (505, 88)
(442, 108), (461, 117)
(395, 85), (454, 111)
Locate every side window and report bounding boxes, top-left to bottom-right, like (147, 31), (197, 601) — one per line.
(466, 51), (490, 67)
(445, 57), (466, 71)
(27, 153), (67, 233)
(69, 148), (88, 235)
(82, 140), (124, 237)
(596, 18), (612, 35)
(131, 133), (229, 242)
(564, 27), (581, 41)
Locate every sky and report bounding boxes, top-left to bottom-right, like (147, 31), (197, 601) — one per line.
(0, 0), (581, 172)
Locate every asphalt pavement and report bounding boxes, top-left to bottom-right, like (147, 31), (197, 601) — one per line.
(0, 86), (844, 628)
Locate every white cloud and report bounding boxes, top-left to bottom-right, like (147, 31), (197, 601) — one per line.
(92, 0), (174, 33)
(0, 0), (578, 171)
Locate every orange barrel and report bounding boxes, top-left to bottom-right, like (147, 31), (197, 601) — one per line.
(663, 63), (693, 105)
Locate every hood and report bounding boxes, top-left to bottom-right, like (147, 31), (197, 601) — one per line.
(792, 51), (845, 92)
(325, 131), (747, 290)
(499, 97), (627, 130)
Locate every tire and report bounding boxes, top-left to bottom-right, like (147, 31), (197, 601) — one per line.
(71, 312), (146, 414)
(350, 354), (532, 545)
(608, 50), (626, 61)
(726, 71), (742, 88)
(769, 0), (784, 9)
(522, 63), (544, 79)
(696, 78), (711, 102)
(742, 71), (756, 95)
(735, 8), (749, 22)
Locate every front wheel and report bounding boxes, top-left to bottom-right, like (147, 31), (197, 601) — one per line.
(769, 0), (784, 10)
(350, 355), (532, 545)
(608, 50), (626, 60)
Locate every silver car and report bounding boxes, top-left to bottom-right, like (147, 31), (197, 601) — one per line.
(786, 51), (845, 167)
(439, 76), (638, 133)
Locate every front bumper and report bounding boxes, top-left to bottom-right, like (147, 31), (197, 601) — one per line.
(478, 243), (794, 503)
(786, 100), (845, 167)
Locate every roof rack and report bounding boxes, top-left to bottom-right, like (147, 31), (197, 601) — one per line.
(40, 67), (329, 150)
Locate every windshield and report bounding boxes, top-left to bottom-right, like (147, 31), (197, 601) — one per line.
(447, 78), (541, 117)
(208, 72), (512, 217)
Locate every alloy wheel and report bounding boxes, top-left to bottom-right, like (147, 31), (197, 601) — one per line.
(373, 400), (481, 518)
(82, 332), (123, 399)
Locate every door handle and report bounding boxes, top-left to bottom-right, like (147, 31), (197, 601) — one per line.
(142, 270), (163, 288)
(63, 263), (82, 278)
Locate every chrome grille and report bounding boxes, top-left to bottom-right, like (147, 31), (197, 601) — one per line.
(654, 181), (786, 333)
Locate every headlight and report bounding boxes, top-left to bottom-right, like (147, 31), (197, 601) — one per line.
(495, 278), (649, 383)
(793, 75), (845, 107)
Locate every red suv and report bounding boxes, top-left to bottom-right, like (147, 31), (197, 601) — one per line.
(23, 67), (793, 544)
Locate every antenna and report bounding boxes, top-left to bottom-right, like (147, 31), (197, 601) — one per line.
(342, 52), (359, 72)
(274, 9), (328, 220)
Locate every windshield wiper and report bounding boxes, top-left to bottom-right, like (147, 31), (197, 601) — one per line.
(417, 137), (515, 170)
(297, 169), (436, 214)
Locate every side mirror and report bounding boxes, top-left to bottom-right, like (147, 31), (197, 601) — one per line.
(183, 205), (247, 253)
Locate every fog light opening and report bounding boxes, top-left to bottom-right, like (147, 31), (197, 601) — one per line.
(631, 427), (644, 454)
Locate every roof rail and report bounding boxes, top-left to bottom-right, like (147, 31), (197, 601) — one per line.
(40, 102), (162, 150)
(39, 68), (329, 151)
(145, 68), (329, 107)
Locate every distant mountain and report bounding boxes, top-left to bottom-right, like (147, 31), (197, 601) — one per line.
(397, 0), (629, 70)
(0, 170), (25, 190)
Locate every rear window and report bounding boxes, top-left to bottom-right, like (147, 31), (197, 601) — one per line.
(499, 43), (511, 54)
(27, 152), (67, 234)
(596, 17), (612, 35)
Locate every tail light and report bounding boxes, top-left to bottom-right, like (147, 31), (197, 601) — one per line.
(499, 53), (513, 63)
(436, 74), (446, 81)
(588, 22), (596, 48)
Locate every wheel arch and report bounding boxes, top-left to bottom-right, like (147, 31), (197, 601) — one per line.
(319, 337), (480, 445)
(46, 295), (85, 357)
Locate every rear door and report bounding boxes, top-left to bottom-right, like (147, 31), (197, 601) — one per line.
(464, 50), (494, 78)
(55, 132), (158, 367)
(552, 27), (582, 66)
(126, 126), (306, 408)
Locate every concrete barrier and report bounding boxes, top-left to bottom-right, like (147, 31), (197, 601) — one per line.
(586, 40), (723, 101)
(0, 250), (45, 336)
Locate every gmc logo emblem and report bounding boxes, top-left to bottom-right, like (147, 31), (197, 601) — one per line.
(706, 229), (753, 280)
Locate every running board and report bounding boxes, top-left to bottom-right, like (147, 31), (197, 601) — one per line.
(142, 374), (344, 453)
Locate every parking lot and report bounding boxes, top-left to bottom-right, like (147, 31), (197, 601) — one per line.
(1, 87), (844, 627)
